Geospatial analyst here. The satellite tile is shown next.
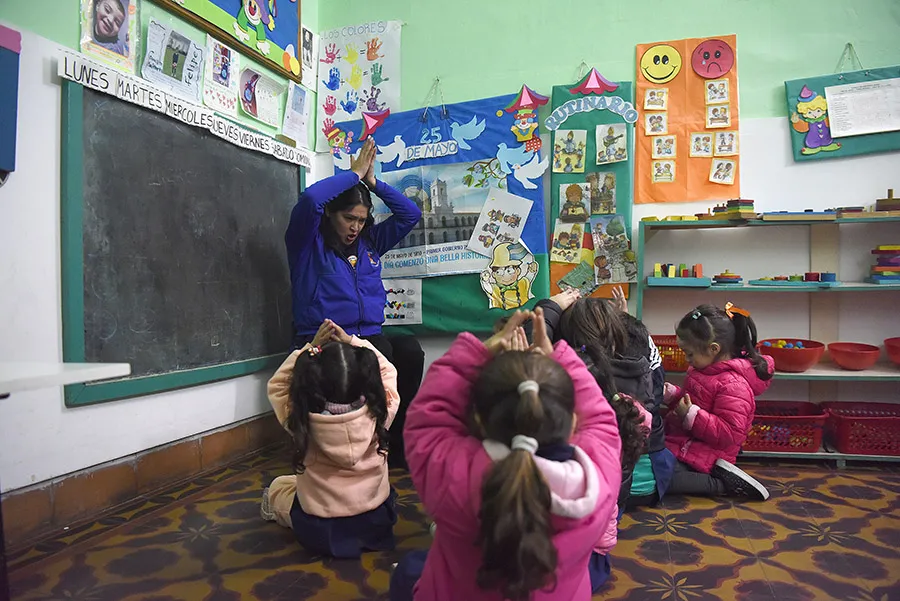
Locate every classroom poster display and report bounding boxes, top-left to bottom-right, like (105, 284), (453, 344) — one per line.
(203, 35), (240, 116)
(333, 91), (550, 333)
(785, 67), (900, 162)
(545, 70), (635, 301)
(141, 19), (205, 102)
(634, 35), (741, 204)
(80, 0), (140, 73)
(383, 279), (422, 325)
(147, 0), (302, 81)
(316, 21), (401, 152)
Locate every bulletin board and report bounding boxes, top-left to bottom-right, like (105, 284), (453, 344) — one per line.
(333, 91), (551, 335)
(785, 66), (900, 162)
(545, 70), (636, 301)
(635, 35), (741, 204)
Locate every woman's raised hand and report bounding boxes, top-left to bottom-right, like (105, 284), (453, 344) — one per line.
(351, 138), (376, 182)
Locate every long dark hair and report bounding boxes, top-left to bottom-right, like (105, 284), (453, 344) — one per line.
(471, 352), (575, 601)
(321, 183), (375, 250)
(558, 303), (648, 472)
(286, 341), (389, 473)
(676, 304), (773, 381)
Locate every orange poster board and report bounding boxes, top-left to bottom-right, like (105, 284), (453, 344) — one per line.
(635, 35), (740, 204)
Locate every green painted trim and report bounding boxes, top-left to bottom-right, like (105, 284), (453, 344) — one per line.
(60, 81), (305, 406)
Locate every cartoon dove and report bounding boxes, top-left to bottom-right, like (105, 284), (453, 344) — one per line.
(512, 153), (549, 190)
(376, 135), (407, 168)
(450, 116), (485, 150)
(496, 142), (533, 174)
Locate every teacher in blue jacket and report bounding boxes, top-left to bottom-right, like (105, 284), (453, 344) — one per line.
(285, 138), (424, 468)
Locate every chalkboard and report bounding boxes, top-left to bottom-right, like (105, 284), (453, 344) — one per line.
(61, 82), (302, 406)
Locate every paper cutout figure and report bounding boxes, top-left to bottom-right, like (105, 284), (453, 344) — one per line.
(689, 132), (714, 157)
(714, 131), (738, 156)
(282, 44), (300, 76)
(705, 79), (729, 104)
(480, 242), (538, 310)
(639, 44), (683, 84)
(233, 0), (277, 56)
(360, 108), (390, 140)
(706, 104), (731, 128)
(505, 84), (548, 152)
(496, 142), (532, 174)
(569, 68), (619, 95)
(652, 160), (676, 183)
(559, 183), (590, 223)
(511, 153), (549, 190)
(450, 115), (486, 151)
(376, 134), (407, 167)
(468, 187), (533, 258)
(586, 172), (616, 214)
(691, 39), (735, 78)
(596, 124), (627, 164)
(652, 135), (676, 159)
(550, 221), (583, 264)
(709, 159), (736, 184)
(591, 215), (637, 284)
(645, 113), (668, 135)
(790, 85), (841, 155)
(558, 260), (600, 297)
(552, 129), (587, 173)
(644, 88), (668, 110)
(322, 118), (354, 157)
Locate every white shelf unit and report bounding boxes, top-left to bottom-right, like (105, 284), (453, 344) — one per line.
(634, 217), (900, 465)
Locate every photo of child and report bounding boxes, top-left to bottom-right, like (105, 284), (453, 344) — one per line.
(645, 113), (668, 136)
(164, 32), (192, 82)
(596, 124), (627, 165)
(91, 0), (129, 57)
(652, 160), (676, 183)
(644, 88), (668, 110)
(652, 135), (676, 159)
(715, 131), (739, 156)
(706, 79), (730, 104)
(552, 130), (587, 174)
(706, 104), (732, 128)
(690, 132), (714, 157)
(558, 183), (590, 223)
(710, 159), (736, 184)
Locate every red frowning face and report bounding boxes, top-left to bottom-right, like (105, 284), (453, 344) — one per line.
(691, 39), (734, 78)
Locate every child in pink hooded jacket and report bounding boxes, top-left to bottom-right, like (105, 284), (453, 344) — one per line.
(664, 303), (774, 501)
(261, 319), (400, 558)
(391, 309), (622, 601)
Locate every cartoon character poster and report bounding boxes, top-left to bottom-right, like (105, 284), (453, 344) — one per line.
(552, 129), (587, 173)
(550, 221), (584, 264)
(596, 124), (627, 164)
(585, 172), (616, 215)
(156, 0), (302, 81)
(316, 21), (402, 152)
(480, 242), (539, 309)
(557, 260), (599, 297)
(468, 187), (534, 258)
(590, 215), (637, 284)
(558, 183), (590, 222)
(635, 35), (741, 203)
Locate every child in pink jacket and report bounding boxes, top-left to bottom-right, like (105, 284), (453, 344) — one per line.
(392, 309), (622, 601)
(664, 303), (774, 501)
(261, 319), (400, 558)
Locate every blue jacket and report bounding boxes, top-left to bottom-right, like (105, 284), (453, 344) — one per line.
(286, 171), (421, 339)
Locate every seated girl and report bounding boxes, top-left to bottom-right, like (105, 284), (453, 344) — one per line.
(261, 319), (400, 557)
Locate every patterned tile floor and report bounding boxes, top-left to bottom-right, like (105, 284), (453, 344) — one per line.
(8, 449), (900, 600)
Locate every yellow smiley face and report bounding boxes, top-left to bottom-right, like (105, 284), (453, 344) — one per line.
(640, 44), (683, 84)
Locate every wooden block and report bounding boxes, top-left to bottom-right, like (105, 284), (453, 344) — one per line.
(653, 263), (662, 277)
(681, 269), (689, 277)
(667, 265), (676, 278)
(693, 264), (703, 277)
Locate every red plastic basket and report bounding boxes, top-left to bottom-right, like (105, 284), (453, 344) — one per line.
(652, 335), (688, 373)
(823, 402), (900, 456)
(743, 401), (827, 452)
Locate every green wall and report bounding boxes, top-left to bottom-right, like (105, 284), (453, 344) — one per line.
(0, 0), (320, 140)
(320, 0), (900, 119)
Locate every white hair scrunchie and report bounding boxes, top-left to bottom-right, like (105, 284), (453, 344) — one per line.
(517, 380), (540, 396)
(510, 434), (539, 454)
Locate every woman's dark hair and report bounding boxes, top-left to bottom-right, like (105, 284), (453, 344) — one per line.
(676, 304), (772, 381)
(286, 341), (389, 473)
(558, 305), (648, 472)
(321, 183), (375, 250)
(470, 352), (575, 601)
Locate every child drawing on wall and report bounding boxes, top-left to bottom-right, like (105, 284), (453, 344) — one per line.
(480, 242), (538, 310)
(791, 86), (841, 155)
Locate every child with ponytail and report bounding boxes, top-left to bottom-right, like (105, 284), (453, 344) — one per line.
(664, 303), (774, 500)
(391, 309), (622, 601)
(261, 319), (400, 557)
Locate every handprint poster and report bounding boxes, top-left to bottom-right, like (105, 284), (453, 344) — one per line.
(316, 21), (401, 152)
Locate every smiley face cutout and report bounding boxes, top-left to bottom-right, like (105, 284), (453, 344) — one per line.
(691, 39), (735, 78)
(640, 44), (683, 84)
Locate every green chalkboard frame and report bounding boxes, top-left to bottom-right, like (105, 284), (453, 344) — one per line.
(60, 81), (303, 407)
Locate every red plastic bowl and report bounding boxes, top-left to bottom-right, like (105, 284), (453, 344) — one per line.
(828, 342), (880, 371)
(884, 337), (900, 367)
(758, 339), (824, 373)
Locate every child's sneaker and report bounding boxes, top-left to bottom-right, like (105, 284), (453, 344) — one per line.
(712, 459), (769, 501)
(260, 487), (276, 521)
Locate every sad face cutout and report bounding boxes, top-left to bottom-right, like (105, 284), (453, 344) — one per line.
(691, 39), (735, 78)
(640, 44), (683, 84)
